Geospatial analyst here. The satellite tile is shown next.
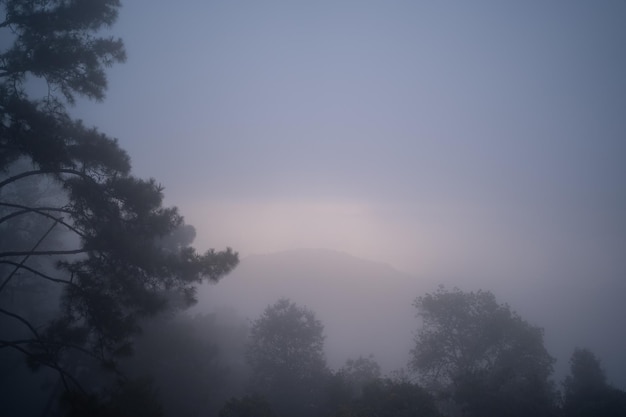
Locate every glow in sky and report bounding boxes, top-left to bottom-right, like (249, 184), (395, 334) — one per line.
(69, 0), (626, 388)
(70, 0), (625, 281)
(72, 1), (624, 266)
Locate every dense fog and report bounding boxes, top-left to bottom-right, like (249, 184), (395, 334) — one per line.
(1, 1), (625, 416)
(193, 248), (625, 388)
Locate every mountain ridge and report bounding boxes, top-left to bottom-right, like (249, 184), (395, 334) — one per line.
(195, 248), (435, 372)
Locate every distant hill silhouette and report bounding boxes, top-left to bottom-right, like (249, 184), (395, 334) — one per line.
(194, 248), (438, 373)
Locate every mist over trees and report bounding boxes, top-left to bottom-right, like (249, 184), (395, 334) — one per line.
(246, 298), (330, 417)
(98, 289), (623, 417)
(120, 311), (250, 417)
(410, 287), (557, 417)
(1, 2), (624, 417)
(562, 349), (626, 417)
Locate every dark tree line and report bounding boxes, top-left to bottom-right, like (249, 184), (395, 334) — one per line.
(52, 287), (623, 417)
(224, 298), (442, 417)
(219, 290), (624, 417)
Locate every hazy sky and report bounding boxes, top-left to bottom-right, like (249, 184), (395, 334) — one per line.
(75, 1), (625, 273)
(72, 1), (626, 382)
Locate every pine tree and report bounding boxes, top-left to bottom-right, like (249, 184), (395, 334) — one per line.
(0, 1), (238, 413)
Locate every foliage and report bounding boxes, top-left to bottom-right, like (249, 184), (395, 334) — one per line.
(332, 378), (441, 417)
(60, 378), (163, 417)
(562, 348), (626, 417)
(0, 0), (238, 413)
(247, 298), (327, 385)
(410, 286), (556, 417)
(0, 0), (125, 104)
(219, 395), (277, 417)
(246, 298), (329, 417)
(337, 355), (381, 399)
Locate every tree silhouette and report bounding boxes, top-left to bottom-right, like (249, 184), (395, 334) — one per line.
(0, 1), (238, 413)
(562, 348), (626, 417)
(246, 298), (328, 417)
(337, 355), (381, 399)
(410, 286), (557, 417)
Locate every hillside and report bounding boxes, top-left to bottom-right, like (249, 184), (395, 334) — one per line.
(194, 248), (437, 372)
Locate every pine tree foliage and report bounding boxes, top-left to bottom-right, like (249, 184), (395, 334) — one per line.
(0, 0), (238, 407)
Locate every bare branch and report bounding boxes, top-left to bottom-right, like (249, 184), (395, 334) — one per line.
(0, 338), (105, 367)
(1, 217), (62, 293)
(0, 169), (92, 189)
(0, 307), (42, 340)
(0, 248), (87, 257)
(0, 203), (70, 222)
(0, 261), (77, 287)
(0, 340), (88, 396)
(0, 202), (84, 237)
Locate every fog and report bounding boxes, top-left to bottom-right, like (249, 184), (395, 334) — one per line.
(75, 2), (626, 278)
(71, 0), (625, 387)
(191, 247), (625, 390)
(2, 1), (626, 415)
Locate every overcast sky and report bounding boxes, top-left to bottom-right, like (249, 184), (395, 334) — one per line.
(75, 1), (625, 273)
(72, 0), (626, 383)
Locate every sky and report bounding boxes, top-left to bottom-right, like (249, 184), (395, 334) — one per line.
(72, 1), (626, 384)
